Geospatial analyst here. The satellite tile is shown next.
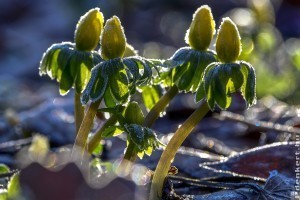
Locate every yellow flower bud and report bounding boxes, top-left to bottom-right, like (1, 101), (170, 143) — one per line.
(74, 8), (104, 51)
(100, 16), (126, 60)
(185, 5), (215, 51)
(124, 43), (138, 57)
(216, 18), (242, 63)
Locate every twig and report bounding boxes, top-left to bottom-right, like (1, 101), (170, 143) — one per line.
(168, 174), (265, 190)
(216, 111), (300, 134)
(0, 138), (32, 151)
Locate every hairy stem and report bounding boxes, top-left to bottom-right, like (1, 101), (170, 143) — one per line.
(87, 114), (118, 153)
(149, 100), (209, 200)
(74, 92), (84, 133)
(72, 100), (101, 158)
(143, 85), (179, 127)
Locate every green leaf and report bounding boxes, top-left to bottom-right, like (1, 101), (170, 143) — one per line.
(123, 58), (140, 86)
(104, 87), (118, 108)
(40, 42), (102, 96)
(109, 69), (129, 102)
(141, 85), (163, 111)
(0, 164), (9, 174)
(55, 47), (75, 82)
(82, 62), (109, 104)
(7, 173), (20, 199)
(39, 42), (75, 78)
(195, 82), (205, 102)
(102, 126), (124, 138)
(172, 61), (188, 83)
(74, 52), (93, 93)
(125, 124), (145, 150)
(171, 49), (217, 92)
(223, 63), (243, 93)
(212, 71), (228, 109)
(190, 51), (217, 92)
(132, 58), (152, 85)
(59, 59), (74, 95)
(40, 43), (62, 75)
(171, 47), (191, 62)
(136, 151), (145, 159)
(47, 49), (62, 79)
(240, 61), (256, 107)
(125, 124), (162, 158)
(203, 63), (218, 110)
(176, 61), (194, 91)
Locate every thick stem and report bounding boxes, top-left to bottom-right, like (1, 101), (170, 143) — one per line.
(149, 100), (209, 200)
(74, 92), (84, 133)
(117, 139), (137, 175)
(123, 139), (137, 162)
(72, 100), (101, 158)
(143, 85), (179, 127)
(87, 114), (118, 153)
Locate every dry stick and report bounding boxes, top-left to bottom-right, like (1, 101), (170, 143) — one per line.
(149, 99), (210, 200)
(72, 99), (101, 159)
(167, 175), (266, 190)
(74, 92), (84, 133)
(216, 111), (300, 134)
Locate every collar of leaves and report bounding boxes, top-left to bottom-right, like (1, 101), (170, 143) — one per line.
(153, 47), (217, 92)
(97, 106), (163, 159)
(81, 56), (159, 107)
(39, 42), (103, 95)
(196, 61), (256, 110)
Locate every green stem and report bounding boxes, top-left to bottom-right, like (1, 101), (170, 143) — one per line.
(149, 100), (209, 200)
(123, 139), (137, 162)
(74, 92), (84, 133)
(143, 85), (179, 127)
(87, 114), (118, 153)
(117, 139), (137, 175)
(72, 100), (101, 158)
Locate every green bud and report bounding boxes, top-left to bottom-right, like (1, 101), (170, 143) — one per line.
(101, 16), (126, 60)
(124, 43), (138, 57)
(185, 5), (215, 51)
(74, 8), (104, 51)
(216, 18), (242, 63)
(124, 101), (144, 125)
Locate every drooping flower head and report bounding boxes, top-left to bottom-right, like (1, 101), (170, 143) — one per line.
(158, 5), (217, 92)
(196, 18), (256, 110)
(40, 8), (104, 95)
(82, 16), (159, 107)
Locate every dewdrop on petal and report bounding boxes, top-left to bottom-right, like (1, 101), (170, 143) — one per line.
(185, 5), (216, 51)
(74, 8), (104, 51)
(216, 18), (242, 63)
(100, 16), (126, 60)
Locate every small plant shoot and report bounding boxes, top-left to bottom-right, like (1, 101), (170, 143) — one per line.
(36, 4), (259, 200)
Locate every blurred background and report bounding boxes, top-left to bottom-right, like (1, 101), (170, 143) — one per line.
(1, 0), (300, 110)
